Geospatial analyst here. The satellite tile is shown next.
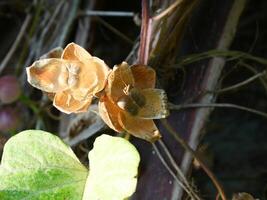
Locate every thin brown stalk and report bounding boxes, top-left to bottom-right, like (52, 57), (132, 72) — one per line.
(152, 143), (195, 199)
(80, 10), (134, 17)
(239, 62), (267, 93)
(58, 0), (80, 46)
(35, 0), (64, 57)
(216, 70), (266, 93)
(74, 0), (95, 45)
(0, 14), (31, 74)
(169, 102), (267, 119)
(95, 17), (134, 45)
(152, 0), (183, 21)
(161, 119), (227, 200)
(158, 140), (188, 182)
(158, 139), (201, 200)
(139, 0), (150, 65)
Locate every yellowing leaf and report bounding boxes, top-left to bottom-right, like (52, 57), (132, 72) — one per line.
(0, 131), (140, 200)
(83, 134), (140, 200)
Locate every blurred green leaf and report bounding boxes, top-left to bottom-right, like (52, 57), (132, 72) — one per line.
(83, 134), (140, 200)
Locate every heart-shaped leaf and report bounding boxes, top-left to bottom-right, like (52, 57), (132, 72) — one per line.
(0, 130), (88, 200)
(0, 130), (140, 200)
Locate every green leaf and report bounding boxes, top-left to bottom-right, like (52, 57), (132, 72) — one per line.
(0, 131), (140, 200)
(0, 130), (88, 200)
(83, 134), (140, 200)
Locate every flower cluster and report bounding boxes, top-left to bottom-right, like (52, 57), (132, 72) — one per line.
(26, 43), (169, 142)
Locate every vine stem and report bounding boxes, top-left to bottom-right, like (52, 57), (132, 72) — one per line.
(157, 140), (201, 200)
(216, 70), (266, 94)
(152, 143), (196, 199)
(239, 62), (267, 93)
(138, 1), (201, 198)
(169, 102), (267, 119)
(139, 0), (151, 65)
(160, 119), (227, 200)
(152, 0), (183, 20)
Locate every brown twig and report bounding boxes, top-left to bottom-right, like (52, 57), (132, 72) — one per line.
(152, 0), (183, 21)
(58, 0), (80, 46)
(0, 14), (31, 74)
(169, 102), (267, 119)
(161, 119), (227, 200)
(239, 62), (267, 94)
(80, 10), (135, 17)
(74, 0), (95, 45)
(152, 143), (197, 199)
(35, 0), (64, 57)
(95, 17), (134, 45)
(177, 1), (246, 199)
(215, 70), (266, 94)
(139, 0), (151, 65)
(157, 139), (201, 200)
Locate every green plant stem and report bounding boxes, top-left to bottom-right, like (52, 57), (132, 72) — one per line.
(169, 102), (267, 119)
(45, 106), (61, 120)
(19, 94), (46, 129)
(161, 119), (227, 200)
(19, 94), (40, 114)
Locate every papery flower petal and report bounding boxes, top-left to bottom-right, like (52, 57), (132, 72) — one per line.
(106, 62), (134, 103)
(75, 99), (93, 113)
(40, 47), (63, 59)
(26, 59), (76, 93)
(85, 57), (110, 94)
(99, 95), (124, 132)
(62, 43), (110, 98)
(45, 91), (91, 113)
(62, 42), (92, 62)
(131, 65), (156, 89)
(117, 95), (140, 116)
(53, 91), (92, 114)
(137, 88), (169, 119)
(118, 111), (161, 142)
(69, 66), (98, 101)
